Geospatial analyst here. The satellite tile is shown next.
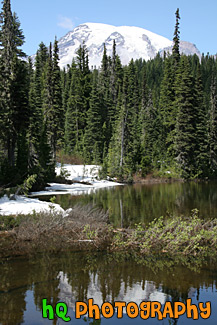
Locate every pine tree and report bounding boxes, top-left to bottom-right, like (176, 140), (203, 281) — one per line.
(52, 37), (64, 149)
(98, 43), (112, 147)
(159, 56), (176, 156)
(174, 56), (195, 178)
(0, 0), (26, 167)
(42, 39), (63, 161)
(194, 62), (209, 177)
(27, 58), (43, 170)
(110, 40), (117, 103)
(65, 56), (89, 154)
(84, 70), (103, 163)
(107, 88), (124, 178)
(34, 42), (48, 111)
(66, 43), (91, 154)
(140, 91), (160, 175)
(208, 76), (217, 176)
(0, 0), (30, 184)
(172, 8), (180, 67)
(108, 60), (140, 179)
(43, 43), (54, 158)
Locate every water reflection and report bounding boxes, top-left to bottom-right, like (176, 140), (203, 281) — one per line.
(0, 252), (217, 324)
(38, 181), (217, 227)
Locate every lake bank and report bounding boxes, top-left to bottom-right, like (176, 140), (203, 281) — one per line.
(1, 207), (217, 265)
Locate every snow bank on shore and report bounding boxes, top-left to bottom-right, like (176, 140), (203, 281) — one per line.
(0, 195), (64, 216)
(56, 164), (100, 182)
(0, 164), (122, 216)
(31, 164), (121, 196)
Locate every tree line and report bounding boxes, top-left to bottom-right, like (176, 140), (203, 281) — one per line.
(1, 2), (217, 190)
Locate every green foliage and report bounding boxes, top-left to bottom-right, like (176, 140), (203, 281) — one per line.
(174, 56), (196, 178)
(111, 211), (217, 260)
(172, 8), (180, 66)
(0, 214), (25, 230)
(82, 224), (97, 240)
(20, 174), (37, 196)
(50, 196), (56, 204)
(59, 163), (70, 179)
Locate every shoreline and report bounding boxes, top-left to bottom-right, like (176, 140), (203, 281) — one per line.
(1, 209), (217, 263)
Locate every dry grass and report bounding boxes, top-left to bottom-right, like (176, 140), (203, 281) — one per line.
(0, 204), (111, 257)
(56, 151), (85, 165)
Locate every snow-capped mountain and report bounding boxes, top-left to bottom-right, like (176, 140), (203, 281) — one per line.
(57, 22), (200, 69)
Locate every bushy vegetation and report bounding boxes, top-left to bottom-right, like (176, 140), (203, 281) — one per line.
(111, 210), (217, 260)
(1, 206), (217, 263)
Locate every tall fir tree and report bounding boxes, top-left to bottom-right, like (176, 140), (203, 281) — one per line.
(159, 56), (176, 161)
(172, 8), (180, 67)
(174, 56), (196, 178)
(208, 76), (217, 176)
(0, 0), (30, 184)
(140, 91), (160, 175)
(64, 45), (91, 156)
(42, 39), (63, 161)
(84, 70), (103, 163)
(52, 37), (64, 150)
(193, 62), (209, 177)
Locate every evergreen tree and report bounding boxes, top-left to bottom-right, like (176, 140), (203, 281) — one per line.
(194, 62), (209, 177)
(108, 60), (140, 179)
(27, 58), (42, 168)
(43, 43), (54, 157)
(65, 60), (79, 153)
(174, 56), (195, 178)
(0, 0), (25, 167)
(84, 70), (103, 163)
(34, 42), (48, 111)
(140, 91), (160, 175)
(52, 37), (64, 149)
(42, 39), (63, 161)
(172, 8), (180, 67)
(110, 40), (118, 103)
(61, 65), (71, 115)
(159, 56), (176, 160)
(64, 48), (91, 155)
(0, 0), (30, 184)
(98, 43), (112, 147)
(208, 76), (217, 176)
(67, 43), (91, 154)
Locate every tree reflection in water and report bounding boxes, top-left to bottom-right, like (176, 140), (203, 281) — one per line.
(0, 252), (217, 324)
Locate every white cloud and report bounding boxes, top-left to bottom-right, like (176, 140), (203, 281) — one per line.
(58, 15), (74, 30)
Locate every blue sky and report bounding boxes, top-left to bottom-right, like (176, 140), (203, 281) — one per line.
(10, 0), (217, 56)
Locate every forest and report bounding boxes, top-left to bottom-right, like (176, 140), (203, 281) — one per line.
(1, 1), (217, 191)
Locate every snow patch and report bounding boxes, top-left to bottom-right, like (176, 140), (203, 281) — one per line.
(0, 164), (122, 216)
(0, 195), (64, 216)
(31, 164), (122, 196)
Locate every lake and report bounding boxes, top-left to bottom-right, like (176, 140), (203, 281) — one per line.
(2, 181), (217, 324)
(0, 252), (217, 324)
(36, 181), (217, 227)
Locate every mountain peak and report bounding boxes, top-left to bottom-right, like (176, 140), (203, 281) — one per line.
(57, 22), (200, 69)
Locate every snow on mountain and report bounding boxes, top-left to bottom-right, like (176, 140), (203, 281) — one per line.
(57, 22), (200, 69)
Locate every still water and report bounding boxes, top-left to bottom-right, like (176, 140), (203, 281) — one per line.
(2, 182), (217, 324)
(38, 181), (217, 227)
(0, 252), (217, 324)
